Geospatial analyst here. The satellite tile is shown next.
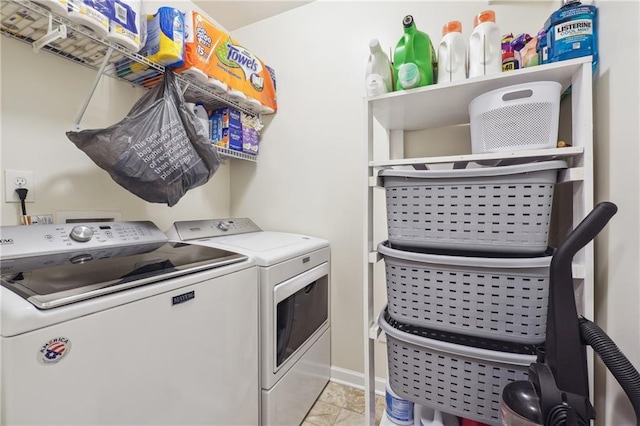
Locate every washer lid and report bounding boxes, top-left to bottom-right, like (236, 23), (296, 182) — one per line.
(194, 231), (329, 266)
(2, 242), (246, 310)
(1, 222), (248, 310)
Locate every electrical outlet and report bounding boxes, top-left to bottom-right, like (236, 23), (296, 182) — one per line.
(4, 170), (35, 203)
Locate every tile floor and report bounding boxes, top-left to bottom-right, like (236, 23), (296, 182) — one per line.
(301, 381), (385, 426)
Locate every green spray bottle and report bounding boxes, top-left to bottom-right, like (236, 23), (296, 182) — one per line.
(394, 15), (437, 90)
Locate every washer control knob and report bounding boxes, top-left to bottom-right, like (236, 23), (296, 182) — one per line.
(217, 221), (230, 232)
(70, 225), (93, 242)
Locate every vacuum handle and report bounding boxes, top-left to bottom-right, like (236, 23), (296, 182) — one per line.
(546, 202), (617, 397)
(551, 202), (618, 270)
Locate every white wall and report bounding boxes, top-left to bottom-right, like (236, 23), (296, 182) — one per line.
(592, 2), (640, 425)
(231, 1), (557, 378)
(0, 36), (231, 230)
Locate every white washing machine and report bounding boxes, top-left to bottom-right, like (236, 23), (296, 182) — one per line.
(167, 218), (331, 426)
(0, 221), (260, 425)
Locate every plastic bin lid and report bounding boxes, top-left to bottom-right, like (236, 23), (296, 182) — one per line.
(378, 160), (567, 179)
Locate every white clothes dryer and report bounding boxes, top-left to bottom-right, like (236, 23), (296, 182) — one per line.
(167, 218), (331, 426)
(1, 221), (260, 425)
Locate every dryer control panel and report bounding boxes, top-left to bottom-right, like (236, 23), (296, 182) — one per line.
(170, 218), (262, 241)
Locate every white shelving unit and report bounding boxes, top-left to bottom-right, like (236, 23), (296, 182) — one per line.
(363, 56), (594, 425)
(0, 0), (266, 162)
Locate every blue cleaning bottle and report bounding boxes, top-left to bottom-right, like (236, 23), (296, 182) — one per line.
(543, 0), (598, 72)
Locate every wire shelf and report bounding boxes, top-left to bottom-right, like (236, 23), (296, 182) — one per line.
(217, 147), (258, 162)
(1, 0), (265, 162)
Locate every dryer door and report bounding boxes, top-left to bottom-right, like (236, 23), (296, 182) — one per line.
(271, 262), (329, 375)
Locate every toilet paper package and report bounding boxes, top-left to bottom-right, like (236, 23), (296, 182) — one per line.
(174, 10), (224, 85)
(241, 112), (260, 155)
(242, 122), (259, 155)
(143, 7), (184, 67)
(68, 0), (111, 37)
(33, 0), (68, 16)
(108, 0), (141, 52)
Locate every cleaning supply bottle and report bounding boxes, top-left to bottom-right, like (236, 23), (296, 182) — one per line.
(192, 103), (210, 138)
(468, 10), (501, 78)
(543, 0), (598, 71)
(393, 15), (437, 90)
(437, 21), (466, 83)
(536, 28), (550, 65)
(385, 382), (414, 425)
(365, 38), (394, 97)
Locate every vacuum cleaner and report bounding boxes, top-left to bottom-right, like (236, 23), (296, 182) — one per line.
(501, 202), (640, 426)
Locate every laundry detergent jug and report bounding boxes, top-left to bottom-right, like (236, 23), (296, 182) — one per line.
(365, 38), (394, 96)
(437, 20), (466, 83)
(394, 15), (437, 90)
(468, 10), (501, 78)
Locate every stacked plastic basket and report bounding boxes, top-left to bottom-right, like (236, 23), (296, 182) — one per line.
(378, 160), (567, 425)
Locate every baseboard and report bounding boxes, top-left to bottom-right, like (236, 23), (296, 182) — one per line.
(330, 365), (386, 395)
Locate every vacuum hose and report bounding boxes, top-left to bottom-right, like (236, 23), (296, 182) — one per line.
(579, 317), (640, 426)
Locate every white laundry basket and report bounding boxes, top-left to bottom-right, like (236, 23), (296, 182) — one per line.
(469, 81), (562, 154)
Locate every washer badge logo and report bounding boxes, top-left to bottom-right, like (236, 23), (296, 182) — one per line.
(38, 337), (72, 365)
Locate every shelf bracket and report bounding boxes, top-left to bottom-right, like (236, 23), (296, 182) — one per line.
(32, 14), (67, 53)
(74, 46), (114, 131)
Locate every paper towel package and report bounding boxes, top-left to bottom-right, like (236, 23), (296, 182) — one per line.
(174, 10), (277, 112)
(209, 30), (277, 113)
(68, 0), (111, 37)
(174, 10), (221, 85)
(108, 0), (141, 52)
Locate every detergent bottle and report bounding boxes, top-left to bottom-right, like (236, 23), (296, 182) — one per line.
(365, 38), (394, 96)
(393, 15), (437, 90)
(468, 10), (501, 78)
(543, 0), (598, 71)
(437, 21), (466, 83)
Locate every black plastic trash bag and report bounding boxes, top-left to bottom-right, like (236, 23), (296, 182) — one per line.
(67, 71), (221, 207)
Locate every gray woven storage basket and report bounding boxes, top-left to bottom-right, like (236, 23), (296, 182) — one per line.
(380, 311), (537, 426)
(379, 241), (551, 344)
(379, 161), (567, 254)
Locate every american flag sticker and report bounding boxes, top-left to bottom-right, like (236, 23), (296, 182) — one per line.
(38, 337), (72, 365)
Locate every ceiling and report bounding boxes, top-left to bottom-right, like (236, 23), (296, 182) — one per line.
(193, 1), (313, 31)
